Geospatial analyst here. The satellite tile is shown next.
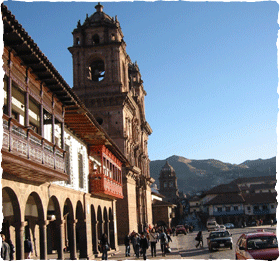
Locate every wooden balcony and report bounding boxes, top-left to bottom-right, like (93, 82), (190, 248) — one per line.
(2, 114), (68, 184)
(89, 173), (123, 199)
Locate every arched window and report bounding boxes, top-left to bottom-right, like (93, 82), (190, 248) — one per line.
(92, 34), (100, 45)
(88, 59), (105, 82)
(75, 37), (80, 45)
(111, 34), (116, 41)
(122, 62), (126, 85)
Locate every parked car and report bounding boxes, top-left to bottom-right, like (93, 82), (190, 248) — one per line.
(235, 231), (278, 260)
(207, 230), (233, 251)
(247, 220), (256, 227)
(219, 225), (226, 230)
(175, 225), (187, 235)
(207, 220), (220, 232)
(224, 223), (235, 229)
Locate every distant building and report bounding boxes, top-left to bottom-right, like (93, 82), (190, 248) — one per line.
(151, 184), (176, 228)
(199, 176), (277, 226)
(158, 161), (179, 203)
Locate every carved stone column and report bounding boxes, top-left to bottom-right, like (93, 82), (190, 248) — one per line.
(39, 220), (48, 260)
(70, 219), (77, 260)
(94, 221), (99, 254)
(15, 221), (27, 260)
(57, 220), (65, 260)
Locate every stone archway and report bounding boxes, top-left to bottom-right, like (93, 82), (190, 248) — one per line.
(24, 192), (45, 259)
(76, 200), (87, 259)
(109, 208), (115, 249)
(97, 206), (103, 240)
(103, 207), (108, 238)
(63, 198), (76, 260)
(91, 205), (98, 254)
(2, 187), (23, 260)
(46, 196), (63, 259)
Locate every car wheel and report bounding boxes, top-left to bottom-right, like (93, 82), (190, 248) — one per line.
(230, 245), (232, 250)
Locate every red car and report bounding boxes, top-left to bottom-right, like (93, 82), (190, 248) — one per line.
(175, 225), (186, 235)
(235, 231), (278, 260)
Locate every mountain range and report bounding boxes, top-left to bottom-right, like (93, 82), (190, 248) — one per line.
(149, 156), (276, 194)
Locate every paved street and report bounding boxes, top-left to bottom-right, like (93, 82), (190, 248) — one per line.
(177, 225), (276, 259)
(110, 225), (276, 260)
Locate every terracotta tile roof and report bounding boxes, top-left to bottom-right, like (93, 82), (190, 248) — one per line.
(205, 193), (245, 205)
(243, 192), (277, 204)
(206, 183), (240, 195)
(249, 183), (275, 190)
(152, 200), (176, 207)
(189, 195), (201, 202)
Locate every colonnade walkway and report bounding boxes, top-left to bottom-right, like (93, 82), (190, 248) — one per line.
(31, 234), (182, 260)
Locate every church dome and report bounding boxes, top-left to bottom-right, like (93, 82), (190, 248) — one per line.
(82, 3), (118, 28)
(160, 160), (176, 176)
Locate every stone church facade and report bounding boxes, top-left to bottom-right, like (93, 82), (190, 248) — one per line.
(69, 3), (154, 239)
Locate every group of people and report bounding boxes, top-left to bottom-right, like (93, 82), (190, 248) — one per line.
(124, 227), (172, 260)
(1, 234), (33, 260)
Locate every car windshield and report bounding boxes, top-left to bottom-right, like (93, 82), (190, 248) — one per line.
(247, 236), (278, 250)
(210, 231), (230, 238)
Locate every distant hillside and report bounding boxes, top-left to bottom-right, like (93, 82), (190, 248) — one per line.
(150, 156), (276, 194)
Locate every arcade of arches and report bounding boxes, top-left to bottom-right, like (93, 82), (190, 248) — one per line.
(2, 179), (117, 260)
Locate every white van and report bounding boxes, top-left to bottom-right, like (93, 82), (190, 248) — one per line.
(207, 220), (219, 231)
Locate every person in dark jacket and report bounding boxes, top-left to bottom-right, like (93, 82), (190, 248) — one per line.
(100, 233), (110, 260)
(1, 234), (10, 261)
(139, 232), (149, 260)
(159, 230), (168, 257)
(24, 237), (33, 259)
(124, 233), (131, 257)
(132, 233), (140, 258)
(195, 231), (203, 248)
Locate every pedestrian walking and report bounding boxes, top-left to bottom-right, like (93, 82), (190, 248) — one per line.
(124, 233), (131, 257)
(100, 233), (110, 260)
(159, 230), (168, 257)
(195, 231), (203, 248)
(1, 234), (10, 261)
(132, 233), (140, 258)
(149, 228), (158, 257)
(24, 237), (33, 259)
(172, 227), (176, 236)
(139, 232), (149, 260)
(167, 231), (172, 247)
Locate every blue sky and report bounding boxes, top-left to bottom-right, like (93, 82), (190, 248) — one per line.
(3, 1), (279, 164)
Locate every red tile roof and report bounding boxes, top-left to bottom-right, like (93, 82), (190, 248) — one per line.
(243, 192), (277, 204)
(205, 193), (245, 205)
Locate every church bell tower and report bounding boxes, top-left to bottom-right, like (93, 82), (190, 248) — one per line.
(159, 161), (179, 203)
(69, 3), (153, 239)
